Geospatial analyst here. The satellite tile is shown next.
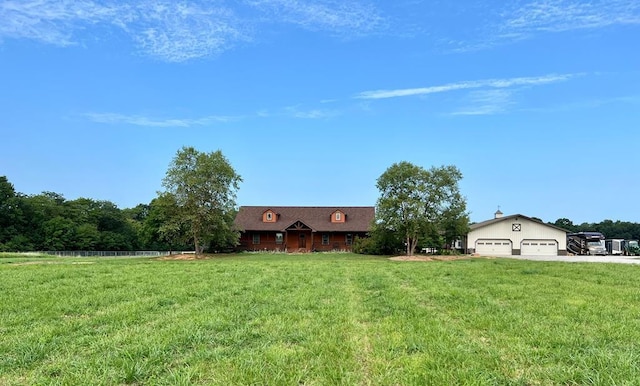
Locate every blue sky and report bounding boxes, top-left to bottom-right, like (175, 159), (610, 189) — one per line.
(1, 0), (639, 224)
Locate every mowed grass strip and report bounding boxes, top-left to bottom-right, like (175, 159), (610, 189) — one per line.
(2, 254), (640, 385)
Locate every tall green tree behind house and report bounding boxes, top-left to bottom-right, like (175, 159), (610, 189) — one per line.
(161, 147), (242, 254)
(375, 162), (468, 256)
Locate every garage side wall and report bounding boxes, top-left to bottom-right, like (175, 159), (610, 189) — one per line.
(467, 217), (567, 255)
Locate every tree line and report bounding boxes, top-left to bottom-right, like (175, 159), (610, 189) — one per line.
(550, 218), (640, 240)
(1, 156), (468, 255)
(0, 146), (241, 253)
(0, 176), (186, 252)
(4, 147), (634, 254)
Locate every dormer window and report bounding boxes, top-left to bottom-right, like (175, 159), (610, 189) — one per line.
(331, 210), (345, 223)
(263, 210), (277, 223)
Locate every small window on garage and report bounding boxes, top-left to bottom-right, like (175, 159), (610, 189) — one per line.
(322, 234), (330, 245)
(275, 233), (283, 244)
(252, 234), (260, 245)
(512, 223), (521, 231)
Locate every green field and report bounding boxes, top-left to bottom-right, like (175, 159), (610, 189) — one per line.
(2, 253), (640, 385)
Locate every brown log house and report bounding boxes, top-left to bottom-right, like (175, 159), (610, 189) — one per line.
(234, 206), (375, 252)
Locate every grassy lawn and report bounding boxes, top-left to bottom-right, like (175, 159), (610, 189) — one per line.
(2, 253), (640, 385)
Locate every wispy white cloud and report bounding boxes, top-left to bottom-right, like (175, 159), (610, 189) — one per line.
(249, 105), (340, 119)
(85, 112), (237, 127)
(519, 94), (640, 113)
(284, 105), (338, 119)
(0, 0), (385, 61)
(0, 0), (120, 46)
(355, 73), (579, 100)
(455, 0), (640, 51)
(245, 0), (385, 36)
(0, 0), (243, 61)
(129, 2), (249, 62)
(501, 0), (640, 36)
(84, 105), (337, 125)
(450, 89), (515, 116)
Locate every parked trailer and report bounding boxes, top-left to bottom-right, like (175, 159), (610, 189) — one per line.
(567, 232), (607, 255)
(605, 239), (625, 255)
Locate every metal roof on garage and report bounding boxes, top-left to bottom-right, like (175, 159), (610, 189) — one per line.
(470, 213), (570, 233)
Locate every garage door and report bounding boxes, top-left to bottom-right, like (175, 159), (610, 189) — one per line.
(475, 239), (512, 255)
(521, 240), (558, 256)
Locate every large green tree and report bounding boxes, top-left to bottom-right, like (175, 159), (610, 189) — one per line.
(141, 192), (190, 252)
(0, 176), (22, 250)
(375, 162), (467, 256)
(161, 147), (242, 254)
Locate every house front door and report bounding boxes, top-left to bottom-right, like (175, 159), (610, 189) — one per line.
(298, 234), (306, 249)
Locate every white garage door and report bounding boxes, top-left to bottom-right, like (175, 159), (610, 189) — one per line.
(475, 239), (512, 255)
(521, 240), (558, 256)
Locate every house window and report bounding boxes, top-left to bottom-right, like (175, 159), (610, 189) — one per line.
(322, 234), (330, 245)
(335, 212), (341, 221)
(275, 233), (283, 244)
(266, 212), (273, 221)
(345, 234), (353, 245)
(512, 223), (521, 231)
(252, 234), (260, 245)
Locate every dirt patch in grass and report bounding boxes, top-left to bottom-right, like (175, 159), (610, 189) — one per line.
(157, 253), (233, 261)
(158, 254), (205, 261)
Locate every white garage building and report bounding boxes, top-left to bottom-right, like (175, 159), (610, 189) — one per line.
(466, 211), (569, 256)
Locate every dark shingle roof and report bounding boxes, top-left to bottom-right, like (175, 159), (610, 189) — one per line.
(234, 206), (375, 232)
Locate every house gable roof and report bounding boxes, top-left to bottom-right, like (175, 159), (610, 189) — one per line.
(234, 206), (375, 232)
(469, 213), (570, 233)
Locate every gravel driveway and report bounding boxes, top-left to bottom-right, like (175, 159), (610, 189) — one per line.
(503, 255), (640, 264)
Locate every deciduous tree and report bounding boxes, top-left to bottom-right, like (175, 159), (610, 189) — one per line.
(0, 176), (21, 250)
(161, 147), (242, 254)
(375, 162), (467, 256)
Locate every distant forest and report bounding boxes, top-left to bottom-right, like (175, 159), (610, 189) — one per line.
(2, 175), (640, 252)
(0, 176), (191, 252)
(548, 218), (640, 241)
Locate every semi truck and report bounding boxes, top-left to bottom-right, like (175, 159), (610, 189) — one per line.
(567, 232), (607, 255)
(623, 240), (640, 256)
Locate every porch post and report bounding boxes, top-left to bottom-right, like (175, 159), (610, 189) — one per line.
(284, 231), (288, 253)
